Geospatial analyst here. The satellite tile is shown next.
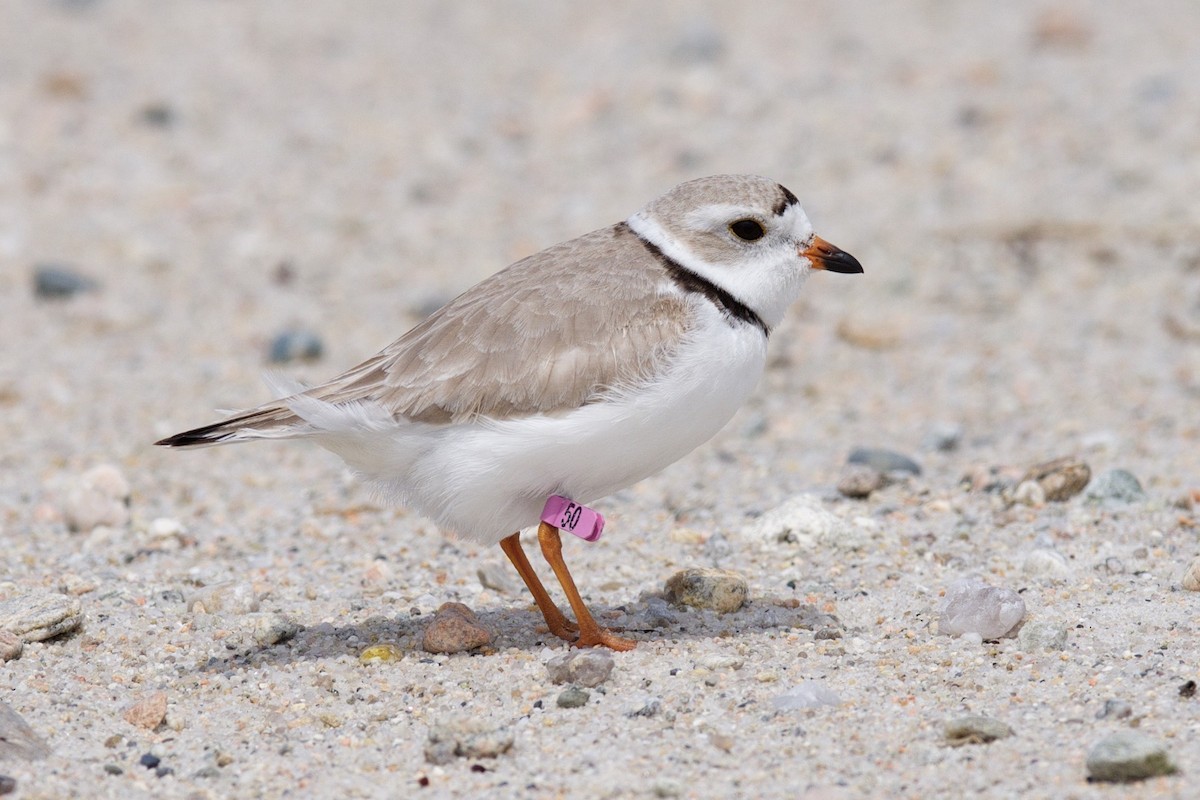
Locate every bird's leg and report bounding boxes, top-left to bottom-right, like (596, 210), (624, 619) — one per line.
(536, 522), (637, 651)
(499, 531), (577, 642)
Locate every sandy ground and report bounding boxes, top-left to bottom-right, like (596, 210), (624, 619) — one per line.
(2, 2), (1199, 798)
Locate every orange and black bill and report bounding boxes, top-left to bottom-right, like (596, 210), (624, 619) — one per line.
(802, 236), (863, 274)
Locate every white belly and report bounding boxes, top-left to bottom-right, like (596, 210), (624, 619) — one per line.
(320, 319), (768, 544)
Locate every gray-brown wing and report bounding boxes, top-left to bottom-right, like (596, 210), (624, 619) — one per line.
(307, 223), (689, 424)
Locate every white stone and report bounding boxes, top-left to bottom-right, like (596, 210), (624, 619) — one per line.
(937, 577), (1026, 639)
(740, 495), (867, 551)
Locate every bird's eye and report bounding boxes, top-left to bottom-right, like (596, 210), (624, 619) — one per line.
(729, 219), (765, 241)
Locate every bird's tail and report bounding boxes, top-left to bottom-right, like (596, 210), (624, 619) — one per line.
(154, 405), (305, 448)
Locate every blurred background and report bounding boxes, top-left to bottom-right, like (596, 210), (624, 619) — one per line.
(2, 0), (1198, 507)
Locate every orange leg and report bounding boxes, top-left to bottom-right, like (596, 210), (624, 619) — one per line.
(536, 522), (637, 651)
(499, 532), (577, 642)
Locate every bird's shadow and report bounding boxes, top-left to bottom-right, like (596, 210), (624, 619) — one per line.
(195, 595), (839, 673)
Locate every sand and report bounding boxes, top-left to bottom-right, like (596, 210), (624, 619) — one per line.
(2, 2), (1198, 798)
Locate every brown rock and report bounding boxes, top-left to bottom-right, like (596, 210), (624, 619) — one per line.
(0, 631), (22, 662)
(422, 602), (491, 654)
(123, 692), (167, 730)
(1181, 557), (1200, 592)
(837, 464), (885, 499)
(664, 568), (748, 614)
(1022, 457), (1090, 502)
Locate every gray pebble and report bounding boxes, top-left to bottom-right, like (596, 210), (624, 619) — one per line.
(251, 613), (300, 646)
(937, 577), (1025, 639)
(0, 702), (51, 761)
(640, 597), (679, 629)
(670, 20), (724, 64)
(103, 765), (123, 776)
(703, 532), (732, 565)
(424, 718), (514, 765)
(837, 464), (885, 499)
(0, 592), (83, 642)
(943, 715), (1015, 746)
(1017, 619), (1069, 652)
(1085, 469), (1147, 504)
(545, 649), (615, 688)
(847, 447), (922, 476)
(1096, 699), (1133, 720)
(139, 102), (175, 127)
(187, 581), (261, 615)
(555, 687), (590, 708)
(664, 568), (747, 614)
(0, 631), (22, 662)
(1086, 731), (1178, 782)
(626, 697), (662, 718)
(267, 328), (324, 363)
(921, 423), (963, 452)
(0, 775), (15, 795)
(33, 263), (98, 299)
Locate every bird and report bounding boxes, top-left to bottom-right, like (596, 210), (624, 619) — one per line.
(156, 174), (862, 650)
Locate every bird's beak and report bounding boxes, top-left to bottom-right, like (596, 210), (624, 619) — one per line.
(802, 236), (863, 274)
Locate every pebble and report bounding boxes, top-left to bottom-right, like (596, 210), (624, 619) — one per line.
(740, 495), (865, 551)
(669, 20), (724, 65)
(359, 643), (403, 664)
(771, 681), (842, 710)
(937, 577), (1025, 639)
(626, 697), (662, 718)
(837, 464), (885, 499)
(424, 718), (514, 765)
(847, 447), (921, 476)
(921, 422), (963, 452)
(267, 328), (324, 363)
(1017, 619), (1069, 652)
(640, 596), (679, 629)
(421, 602), (491, 654)
(252, 613), (300, 646)
(1011, 480), (1046, 507)
(186, 581), (261, 615)
(1022, 457), (1091, 502)
(64, 463), (131, 532)
(555, 687), (590, 708)
(1181, 557), (1200, 592)
(1096, 699), (1133, 720)
(103, 764), (122, 776)
(0, 775), (14, 795)
(545, 649), (615, 687)
(123, 692), (167, 730)
(1086, 731), (1178, 782)
(0, 631), (22, 661)
(663, 568), (747, 614)
(475, 561), (517, 594)
(1022, 548), (1071, 581)
(32, 263), (98, 299)
(0, 702), (51, 761)
(943, 715), (1015, 746)
(139, 753), (160, 769)
(962, 464), (1023, 493)
(0, 592), (83, 642)
(1085, 469), (1147, 503)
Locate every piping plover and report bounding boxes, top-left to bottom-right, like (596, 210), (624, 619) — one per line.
(157, 174), (862, 650)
